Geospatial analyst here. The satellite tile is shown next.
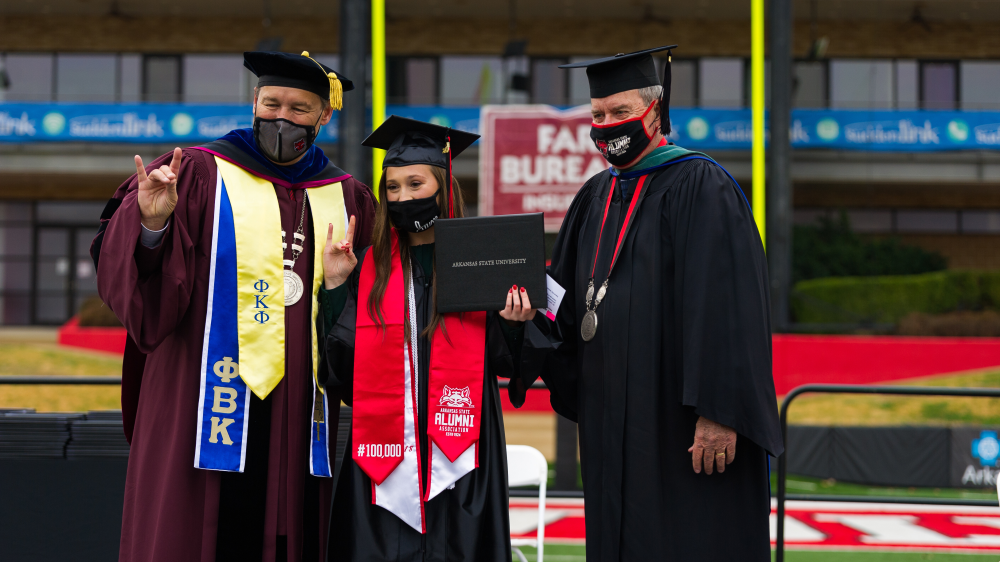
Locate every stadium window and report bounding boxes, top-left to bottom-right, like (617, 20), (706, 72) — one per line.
(961, 210), (1000, 234)
(960, 61), (1000, 111)
(387, 57), (407, 105)
(670, 59), (698, 108)
(0, 202), (34, 325)
(405, 58), (438, 106)
(531, 58), (568, 106)
(55, 53), (117, 102)
(847, 209), (894, 233)
(1, 53), (54, 102)
(698, 58), (743, 108)
(793, 61), (827, 108)
(829, 59), (894, 109)
(183, 54), (244, 103)
(895, 60), (919, 109)
(440, 56), (503, 106)
(896, 210), (958, 233)
(792, 208), (831, 226)
(143, 55), (182, 103)
(567, 56), (591, 106)
(120, 54), (142, 103)
(920, 61), (958, 110)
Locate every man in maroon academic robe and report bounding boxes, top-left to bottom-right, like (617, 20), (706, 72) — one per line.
(92, 52), (375, 561)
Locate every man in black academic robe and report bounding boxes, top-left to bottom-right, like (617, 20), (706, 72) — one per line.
(512, 46), (783, 561)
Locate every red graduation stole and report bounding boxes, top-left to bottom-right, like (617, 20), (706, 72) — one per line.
(352, 231), (487, 487)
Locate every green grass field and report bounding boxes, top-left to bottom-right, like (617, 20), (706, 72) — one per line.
(510, 544), (1000, 562)
(786, 369), (1000, 427)
(0, 343), (122, 412)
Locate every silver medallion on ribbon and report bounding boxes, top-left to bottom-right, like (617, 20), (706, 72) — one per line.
(581, 279), (608, 342)
(284, 270), (304, 306)
(281, 192), (310, 307)
(581, 310), (598, 341)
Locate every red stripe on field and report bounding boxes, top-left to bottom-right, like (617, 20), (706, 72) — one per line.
(771, 335), (1000, 395)
(501, 335), (1000, 411)
(509, 500), (1000, 551)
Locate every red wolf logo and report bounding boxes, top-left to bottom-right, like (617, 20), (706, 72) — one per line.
(438, 385), (474, 408)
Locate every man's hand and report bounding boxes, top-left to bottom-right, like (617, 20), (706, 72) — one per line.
(687, 416), (736, 475)
(323, 215), (357, 289)
(136, 147), (181, 231)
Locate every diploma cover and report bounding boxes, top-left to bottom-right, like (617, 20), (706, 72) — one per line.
(433, 213), (546, 313)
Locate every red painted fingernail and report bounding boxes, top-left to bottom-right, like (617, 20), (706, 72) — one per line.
(509, 289), (513, 293)
(520, 288), (525, 292)
(513, 285), (518, 290)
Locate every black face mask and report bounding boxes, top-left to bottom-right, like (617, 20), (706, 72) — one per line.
(590, 100), (657, 167)
(253, 116), (318, 164)
(387, 193), (440, 233)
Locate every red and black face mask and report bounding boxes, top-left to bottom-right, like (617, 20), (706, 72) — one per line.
(590, 100), (658, 168)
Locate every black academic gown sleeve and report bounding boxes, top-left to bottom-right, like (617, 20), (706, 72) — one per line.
(669, 161), (783, 457)
(319, 246), (512, 562)
(512, 174), (604, 421)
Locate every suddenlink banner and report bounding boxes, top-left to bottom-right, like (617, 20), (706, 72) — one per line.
(0, 103), (479, 144)
(2, 102), (1000, 151)
(670, 108), (1000, 151)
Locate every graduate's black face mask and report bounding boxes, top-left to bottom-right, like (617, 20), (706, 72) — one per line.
(590, 100), (657, 167)
(387, 192), (440, 233)
(252, 115), (320, 164)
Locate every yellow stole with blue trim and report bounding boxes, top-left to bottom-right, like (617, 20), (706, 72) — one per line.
(194, 156), (345, 476)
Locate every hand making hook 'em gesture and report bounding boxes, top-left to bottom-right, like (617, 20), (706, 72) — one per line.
(323, 215), (357, 289)
(135, 147), (182, 232)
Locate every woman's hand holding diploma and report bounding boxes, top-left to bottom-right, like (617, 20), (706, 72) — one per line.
(499, 285), (536, 327)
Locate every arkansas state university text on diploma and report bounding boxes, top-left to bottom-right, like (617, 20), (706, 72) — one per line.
(451, 258), (528, 267)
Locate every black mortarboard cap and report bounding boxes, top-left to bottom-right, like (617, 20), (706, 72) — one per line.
(559, 45), (676, 98)
(363, 115), (480, 218)
(244, 51), (354, 109)
(560, 45), (677, 136)
(363, 115), (479, 170)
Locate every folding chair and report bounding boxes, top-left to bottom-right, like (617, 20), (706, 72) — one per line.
(506, 445), (549, 562)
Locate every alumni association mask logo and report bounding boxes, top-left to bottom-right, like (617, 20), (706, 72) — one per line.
(590, 100), (658, 167)
(253, 116), (319, 164)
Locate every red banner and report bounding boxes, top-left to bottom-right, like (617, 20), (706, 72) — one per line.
(479, 105), (608, 232)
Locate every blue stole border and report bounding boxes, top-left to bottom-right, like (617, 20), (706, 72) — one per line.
(310, 383), (332, 477)
(194, 171), (251, 472)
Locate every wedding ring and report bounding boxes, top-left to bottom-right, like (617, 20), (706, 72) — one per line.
(715, 452), (726, 457)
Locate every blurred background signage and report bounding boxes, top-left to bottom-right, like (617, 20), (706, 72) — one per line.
(3, 103), (999, 153)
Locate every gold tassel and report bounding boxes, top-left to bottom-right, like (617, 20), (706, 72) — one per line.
(328, 71), (343, 111)
(300, 50), (343, 110)
(442, 140), (451, 154)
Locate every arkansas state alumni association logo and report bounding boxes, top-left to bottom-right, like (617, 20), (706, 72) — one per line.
(439, 385), (474, 408)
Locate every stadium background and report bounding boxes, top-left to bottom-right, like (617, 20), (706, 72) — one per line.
(1, 0), (1000, 560)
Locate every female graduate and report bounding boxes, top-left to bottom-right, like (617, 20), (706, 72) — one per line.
(317, 116), (539, 561)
